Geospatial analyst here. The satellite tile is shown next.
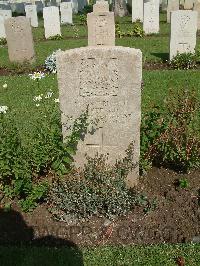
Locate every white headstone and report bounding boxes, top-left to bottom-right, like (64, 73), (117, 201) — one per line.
(56, 46), (142, 187)
(43, 6), (61, 39)
(193, 0), (200, 30)
(0, 10), (12, 38)
(87, 0), (115, 46)
(143, 0), (160, 34)
(72, 0), (78, 13)
(184, 0), (194, 9)
(170, 10), (198, 60)
(60, 2), (73, 24)
(132, 0), (143, 22)
(167, 0), (179, 23)
(162, 0), (168, 11)
(25, 4), (38, 27)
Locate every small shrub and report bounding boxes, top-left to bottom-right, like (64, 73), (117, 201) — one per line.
(0, 84), (88, 211)
(79, 14), (87, 25)
(48, 34), (63, 41)
(170, 52), (197, 70)
(115, 23), (144, 38)
(0, 38), (7, 45)
(44, 49), (61, 73)
(140, 88), (200, 173)
(48, 144), (138, 220)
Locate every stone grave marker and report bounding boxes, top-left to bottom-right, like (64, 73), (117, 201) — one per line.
(184, 0), (194, 9)
(162, 0), (168, 11)
(132, 0), (143, 22)
(170, 10), (198, 60)
(60, 2), (73, 24)
(25, 4), (38, 27)
(87, 0), (115, 46)
(193, 0), (200, 29)
(143, 0), (160, 34)
(72, 0), (78, 14)
(0, 10), (12, 38)
(56, 46), (142, 187)
(4, 16), (35, 63)
(43, 6), (61, 38)
(167, 0), (179, 23)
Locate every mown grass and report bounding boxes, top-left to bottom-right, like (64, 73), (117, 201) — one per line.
(0, 244), (199, 266)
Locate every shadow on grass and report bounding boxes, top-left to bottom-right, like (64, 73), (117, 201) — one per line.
(0, 208), (83, 266)
(151, 52), (169, 62)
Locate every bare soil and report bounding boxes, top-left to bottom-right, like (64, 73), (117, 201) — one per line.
(0, 167), (199, 247)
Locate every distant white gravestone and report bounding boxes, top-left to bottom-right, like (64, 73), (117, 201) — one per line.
(132, 0), (143, 22)
(193, 0), (200, 29)
(56, 46), (142, 187)
(143, 0), (160, 34)
(170, 10), (198, 60)
(87, 0), (115, 46)
(60, 2), (73, 24)
(184, 0), (194, 10)
(25, 4), (38, 27)
(167, 0), (179, 23)
(43, 6), (61, 39)
(0, 10), (12, 38)
(4, 16), (35, 63)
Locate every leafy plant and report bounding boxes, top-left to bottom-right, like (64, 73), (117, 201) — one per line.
(48, 143), (138, 220)
(44, 49), (61, 73)
(170, 52), (197, 70)
(48, 34), (63, 41)
(115, 23), (144, 38)
(79, 14), (87, 25)
(0, 86), (88, 211)
(177, 178), (189, 189)
(140, 88), (200, 174)
(0, 38), (7, 45)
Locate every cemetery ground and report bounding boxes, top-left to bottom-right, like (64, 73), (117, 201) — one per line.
(0, 13), (200, 265)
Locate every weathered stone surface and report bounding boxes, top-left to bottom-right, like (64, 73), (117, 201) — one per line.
(193, 0), (200, 29)
(114, 0), (128, 17)
(87, 1), (115, 46)
(167, 0), (179, 23)
(4, 16), (35, 63)
(184, 0), (194, 10)
(72, 0), (78, 14)
(161, 0), (168, 11)
(56, 46), (142, 187)
(25, 4), (38, 27)
(0, 10), (12, 38)
(43, 6), (61, 39)
(132, 0), (143, 22)
(143, 0), (160, 34)
(170, 10), (198, 60)
(93, 0), (109, 12)
(60, 2), (73, 24)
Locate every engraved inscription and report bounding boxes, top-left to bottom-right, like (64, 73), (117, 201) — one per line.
(79, 58), (119, 97)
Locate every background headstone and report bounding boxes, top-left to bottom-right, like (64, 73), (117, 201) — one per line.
(25, 4), (38, 27)
(167, 0), (179, 23)
(43, 6), (61, 38)
(184, 0), (194, 9)
(170, 10), (198, 59)
(87, 0), (115, 46)
(132, 0), (143, 22)
(193, 0), (200, 29)
(143, 0), (160, 34)
(114, 0), (128, 17)
(161, 0), (168, 11)
(72, 0), (78, 14)
(56, 46), (142, 187)
(60, 2), (73, 24)
(4, 16), (35, 63)
(0, 9), (12, 38)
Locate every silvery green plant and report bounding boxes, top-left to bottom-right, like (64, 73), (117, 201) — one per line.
(44, 49), (61, 73)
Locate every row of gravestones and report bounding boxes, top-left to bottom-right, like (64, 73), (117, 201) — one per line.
(1, 0), (199, 187)
(0, 5), (73, 39)
(132, 0), (200, 33)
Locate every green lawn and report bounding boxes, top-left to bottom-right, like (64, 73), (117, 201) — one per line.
(0, 244), (199, 266)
